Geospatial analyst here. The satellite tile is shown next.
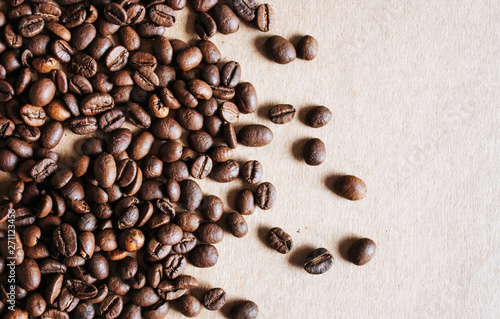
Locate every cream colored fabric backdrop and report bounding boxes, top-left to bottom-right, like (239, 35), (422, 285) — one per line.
(1, 0), (499, 318)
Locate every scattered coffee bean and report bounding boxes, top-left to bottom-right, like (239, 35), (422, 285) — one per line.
(333, 175), (367, 200)
(303, 248), (334, 274)
(267, 227), (293, 254)
(255, 182), (276, 210)
(265, 35), (296, 64)
(306, 105), (332, 128)
(303, 138), (326, 166)
(229, 300), (259, 319)
(296, 35), (319, 60)
(349, 238), (376, 265)
(237, 124), (273, 147)
(203, 287), (227, 311)
(269, 104), (296, 124)
(256, 4), (275, 32)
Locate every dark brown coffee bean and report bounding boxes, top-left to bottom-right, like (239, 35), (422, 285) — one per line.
(267, 227), (293, 254)
(211, 85), (236, 100)
(40, 121), (63, 149)
(69, 75), (93, 96)
(98, 294), (123, 318)
(0, 118), (15, 137)
(178, 295), (202, 317)
(14, 67), (31, 95)
(304, 247), (334, 274)
(13, 207), (35, 226)
(209, 160), (239, 183)
(98, 109), (125, 133)
(197, 222), (223, 244)
(189, 244), (218, 268)
(145, 236), (171, 261)
(71, 54), (97, 78)
(176, 108), (204, 131)
(172, 231), (197, 254)
(73, 303), (95, 319)
(7, 180), (23, 203)
(151, 117), (182, 141)
(87, 254), (109, 280)
(127, 102), (151, 128)
(118, 26), (140, 52)
(104, 3), (128, 25)
(180, 179), (203, 211)
(53, 223), (77, 257)
(177, 47), (202, 71)
(255, 182), (276, 210)
(157, 223), (183, 245)
(87, 35), (113, 61)
(72, 23), (96, 51)
(6, 137), (32, 158)
(191, 0), (218, 12)
(213, 4), (240, 35)
(34, 3), (61, 22)
(234, 82), (257, 114)
(23, 35), (48, 57)
(129, 51), (157, 70)
(69, 116), (97, 135)
(349, 238), (376, 265)
(106, 46), (129, 71)
(209, 146), (232, 162)
(129, 130), (154, 160)
(190, 155), (212, 179)
(119, 228), (145, 252)
(148, 4), (176, 27)
(133, 66), (159, 91)
(303, 138), (326, 166)
(30, 157), (57, 183)
(265, 35), (296, 64)
(26, 292), (46, 317)
(221, 61), (241, 88)
(17, 258), (41, 291)
(81, 93), (114, 116)
(21, 225), (41, 248)
(50, 70), (69, 95)
(61, 3), (86, 28)
(203, 287), (226, 311)
(163, 253), (186, 279)
(333, 175), (367, 200)
(91, 73), (114, 94)
(202, 115), (221, 137)
(126, 3), (146, 24)
(256, 3), (275, 32)
(229, 300), (259, 319)
(240, 160), (263, 184)
(226, 212), (248, 238)
(306, 105), (332, 128)
(195, 12), (217, 40)
(140, 155), (162, 179)
(233, 0), (256, 21)
(136, 22), (165, 37)
(237, 124), (273, 147)
(175, 212), (201, 233)
(106, 274), (130, 295)
(189, 131), (214, 153)
(296, 34), (319, 60)
(29, 78), (56, 107)
(152, 36), (173, 65)
(156, 280), (186, 301)
(269, 104), (296, 124)
(235, 189), (255, 215)
(223, 122), (237, 149)
(46, 22), (71, 42)
(218, 101), (239, 123)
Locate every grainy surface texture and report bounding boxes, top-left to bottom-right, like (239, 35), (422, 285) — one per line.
(1, 0), (499, 318)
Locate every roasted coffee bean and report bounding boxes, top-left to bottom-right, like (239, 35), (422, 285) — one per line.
(46, 22), (71, 42)
(0, 118), (15, 137)
(98, 294), (123, 318)
(188, 131), (213, 153)
(188, 79), (212, 100)
(160, 87), (181, 110)
(229, 300), (259, 319)
(218, 101), (239, 123)
(111, 70), (134, 86)
(51, 70), (69, 95)
(126, 3), (146, 25)
(93, 153), (116, 189)
(17, 258), (41, 291)
(81, 137), (105, 157)
(233, 0), (256, 21)
(45, 273), (64, 304)
(195, 12), (217, 40)
(191, 155), (212, 179)
(7, 137), (32, 158)
(172, 79), (198, 108)
(237, 124), (273, 147)
(106, 46), (129, 71)
(96, 229), (118, 252)
(118, 26), (140, 52)
(254, 181), (277, 210)
(227, 212), (248, 238)
(172, 231), (197, 254)
(119, 228), (145, 252)
(210, 160), (239, 183)
(240, 160), (263, 184)
(303, 138), (326, 166)
(117, 256), (138, 280)
(29, 78), (56, 107)
(200, 195), (223, 222)
(13, 207), (36, 226)
(151, 117), (182, 141)
(235, 189), (255, 215)
(127, 102), (151, 128)
(53, 223), (77, 257)
(20, 104), (46, 127)
(106, 274), (130, 295)
(22, 225), (41, 247)
(200, 67), (220, 89)
(73, 303), (95, 319)
(81, 93), (114, 116)
(69, 116), (98, 135)
(148, 94), (169, 118)
(104, 3), (128, 25)
(221, 61), (241, 88)
(203, 287), (226, 311)
(40, 121), (63, 149)
(204, 115), (222, 137)
(129, 51), (157, 70)
(349, 238), (376, 265)
(211, 85), (236, 100)
(26, 292), (46, 317)
(174, 212), (200, 233)
(136, 22), (165, 37)
(50, 40), (74, 63)
(148, 4), (176, 27)
(95, 17), (121, 36)
(210, 146), (232, 162)
(71, 54), (97, 78)
(61, 3), (86, 28)
(222, 123), (237, 149)
(145, 236), (171, 261)
(303, 248), (334, 274)
(72, 23), (96, 51)
(87, 35), (113, 61)
(265, 35), (296, 64)
(98, 109), (125, 132)
(306, 105), (332, 128)
(157, 223), (183, 245)
(116, 159), (138, 187)
(161, 254), (187, 280)
(213, 4), (240, 35)
(269, 104), (296, 124)
(129, 130), (154, 160)
(133, 66), (159, 91)
(34, 3), (61, 22)
(176, 108), (204, 131)
(24, 35), (49, 57)
(177, 47), (202, 71)
(189, 244), (218, 268)
(178, 295), (202, 317)
(234, 82), (257, 114)
(91, 73), (114, 93)
(256, 3), (275, 32)
(180, 179), (203, 210)
(87, 254), (109, 280)
(191, 0), (218, 12)
(297, 35), (319, 60)
(4, 24), (23, 49)
(30, 157), (57, 183)
(0, 49), (22, 74)
(197, 222), (224, 244)
(333, 175), (367, 200)
(152, 36), (173, 65)
(69, 75), (93, 96)
(267, 227), (293, 254)
(14, 67), (31, 95)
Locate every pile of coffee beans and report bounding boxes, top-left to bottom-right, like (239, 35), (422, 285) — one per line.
(0, 0), (376, 318)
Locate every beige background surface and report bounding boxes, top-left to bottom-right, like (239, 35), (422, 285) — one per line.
(1, 0), (500, 318)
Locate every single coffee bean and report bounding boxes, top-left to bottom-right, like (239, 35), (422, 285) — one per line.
(98, 294), (123, 318)
(71, 54), (97, 78)
(26, 292), (46, 317)
(297, 35), (319, 60)
(129, 51), (157, 70)
(200, 195), (223, 222)
(34, 3), (61, 22)
(195, 12), (217, 40)
(133, 66), (159, 91)
(106, 46), (129, 72)
(265, 35), (296, 64)
(73, 303), (95, 319)
(235, 82), (257, 114)
(119, 228), (145, 252)
(126, 3), (146, 25)
(306, 105), (332, 128)
(176, 108), (204, 131)
(349, 238), (376, 265)
(86, 254), (109, 280)
(189, 244), (218, 268)
(30, 158), (57, 183)
(69, 116), (98, 135)
(106, 274), (130, 295)
(0, 118), (15, 137)
(233, 0), (256, 21)
(69, 75), (93, 95)
(60, 3), (86, 29)
(40, 121), (63, 149)
(255, 182), (276, 210)
(267, 227), (293, 254)
(46, 22), (71, 42)
(98, 109), (125, 133)
(229, 300), (259, 319)
(269, 104), (296, 124)
(148, 4), (176, 27)
(20, 104), (46, 127)
(104, 3), (128, 25)
(127, 102), (151, 128)
(17, 258), (41, 291)
(237, 124), (273, 147)
(163, 253), (187, 279)
(151, 117), (182, 140)
(235, 189), (255, 215)
(180, 179), (203, 211)
(7, 137), (32, 158)
(29, 78), (56, 107)
(157, 223), (183, 245)
(178, 295), (202, 317)
(197, 222), (224, 244)
(71, 23), (96, 51)
(14, 67), (31, 95)
(203, 288), (226, 311)
(210, 160), (239, 183)
(136, 22), (165, 37)
(53, 224), (77, 257)
(177, 46), (203, 71)
(226, 212), (248, 238)
(333, 175), (367, 200)
(211, 85), (236, 100)
(213, 4), (240, 35)
(94, 153), (116, 188)
(303, 247), (334, 274)
(129, 130), (154, 160)
(240, 160), (263, 184)
(118, 26), (141, 52)
(192, 0), (218, 12)
(256, 3), (275, 32)
(219, 101), (240, 123)
(172, 231), (197, 254)
(87, 35), (114, 61)
(221, 61), (241, 88)
(191, 155), (213, 179)
(18, 15), (45, 38)
(303, 138), (326, 166)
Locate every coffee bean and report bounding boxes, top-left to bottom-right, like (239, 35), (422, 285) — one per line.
(30, 158), (57, 183)
(256, 3), (275, 32)
(98, 294), (123, 318)
(7, 136), (33, 158)
(255, 182), (276, 210)
(211, 85), (236, 100)
(34, 3), (61, 22)
(267, 227), (293, 253)
(18, 15), (45, 38)
(26, 292), (46, 317)
(151, 117), (182, 140)
(69, 116), (98, 135)
(191, 155), (213, 179)
(188, 131), (213, 153)
(46, 22), (71, 42)
(266, 35), (296, 64)
(197, 222), (224, 244)
(234, 82), (257, 114)
(118, 26), (141, 52)
(127, 102), (151, 128)
(104, 3), (128, 25)
(240, 160), (263, 184)
(40, 121), (63, 149)
(133, 66), (159, 91)
(98, 109), (125, 133)
(17, 258), (41, 291)
(296, 35), (319, 60)
(136, 22), (165, 37)
(226, 212), (248, 238)
(61, 3), (86, 29)
(129, 51), (157, 70)
(148, 4), (176, 27)
(333, 175), (367, 200)
(180, 179), (203, 211)
(233, 0), (256, 21)
(303, 138), (326, 166)
(210, 160), (240, 183)
(86, 254), (109, 280)
(269, 104), (296, 124)
(237, 124), (273, 147)
(72, 23), (96, 51)
(306, 105), (332, 128)
(53, 224), (77, 258)
(178, 295), (202, 317)
(219, 101), (240, 123)
(29, 78), (56, 107)
(177, 46), (203, 71)
(203, 287), (226, 311)
(235, 189), (255, 215)
(163, 253), (187, 279)
(87, 35), (113, 61)
(69, 75), (93, 96)
(157, 223), (183, 245)
(229, 300), (259, 319)
(195, 12), (217, 40)
(0, 118), (15, 137)
(163, 160), (189, 182)
(213, 4), (240, 35)
(349, 238), (376, 265)
(129, 130), (154, 160)
(106, 46), (129, 72)
(221, 61), (241, 88)
(73, 303), (95, 319)
(126, 4), (146, 25)
(303, 248), (334, 274)
(189, 244), (218, 268)
(176, 108), (204, 131)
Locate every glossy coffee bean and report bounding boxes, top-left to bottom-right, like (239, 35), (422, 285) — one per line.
(269, 104), (295, 124)
(203, 287), (226, 311)
(265, 35), (296, 64)
(333, 175), (367, 201)
(26, 292), (46, 317)
(148, 4), (176, 27)
(303, 248), (334, 274)
(229, 300), (259, 319)
(240, 160), (263, 184)
(180, 179), (203, 211)
(213, 4), (239, 35)
(189, 244), (218, 268)
(297, 35), (319, 60)
(197, 222), (224, 244)
(119, 228), (145, 252)
(234, 82), (257, 114)
(178, 295), (202, 317)
(98, 294), (123, 318)
(106, 46), (129, 72)
(233, 0), (256, 21)
(53, 223), (77, 257)
(267, 227), (293, 254)
(303, 138), (326, 166)
(306, 105), (332, 128)
(177, 47), (202, 72)
(227, 212), (248, 238)
(201, 195), (223, 222)
(235, 189), (255, 215)
(210, 160), (239, 183)
(118, 26), (140, 52)
(17, 258), (41, 291)
(237, 124), (273, 147)
(136, 22), (165, 38)
(349, 238), (376, 265)
(29, 78), (56, 107)
(255, 182), (276, 210)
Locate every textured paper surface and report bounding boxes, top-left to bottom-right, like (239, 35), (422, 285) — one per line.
(1, 0), (499, 318)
